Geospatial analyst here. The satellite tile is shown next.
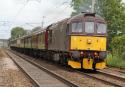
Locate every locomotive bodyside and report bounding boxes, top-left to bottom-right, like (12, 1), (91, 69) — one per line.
(47, 19), (69, 51)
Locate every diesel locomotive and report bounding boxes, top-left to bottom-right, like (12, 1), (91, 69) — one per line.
(10, 12), (107, 70)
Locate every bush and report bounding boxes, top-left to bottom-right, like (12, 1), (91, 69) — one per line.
(121, 52), (125, 60)
(107, 53), (125, 68)
(112, 34), (125, 56)
(109, 34), (125, 68)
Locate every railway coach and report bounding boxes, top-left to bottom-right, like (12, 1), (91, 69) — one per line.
(10, 12), (107, 70)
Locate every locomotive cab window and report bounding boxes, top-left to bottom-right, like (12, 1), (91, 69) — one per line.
(97, 23), (107, 34)
(71, 22), (82, 33)
(85, 22), (94, 33)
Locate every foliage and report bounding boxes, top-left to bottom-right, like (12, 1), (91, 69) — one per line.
(107, 53), (125, 68)
(71, 0), (91, 16)
(121, 52), (125, 60)
(32, 26), (41, 33)
(112, 34), (125, 56)
(107, 34), (125, 67)
(11, 27), (26, 39)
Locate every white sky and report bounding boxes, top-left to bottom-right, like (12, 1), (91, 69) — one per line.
(0, 0), (125, 39)
(0, 0), (72, 39)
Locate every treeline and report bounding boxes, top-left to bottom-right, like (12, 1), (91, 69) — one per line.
(11, 27), (27, 39)
(11, 26), (41, 39)
(72, 0), (125, 58)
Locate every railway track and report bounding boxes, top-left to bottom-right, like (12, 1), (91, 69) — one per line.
(77, 69), (125, 87)
(106, 67), (125, 74)
(98, 70), (125, 82)
(7, 49), (125, 87)
(6, 50), (78, 87)
(115, 69), (125, 74)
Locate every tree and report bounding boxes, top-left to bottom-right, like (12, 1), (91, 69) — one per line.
(111, 34), (125, 57)
(11, 27), (26, 39)
(71, 0), (91, 16)
(31, 26), (41, 33)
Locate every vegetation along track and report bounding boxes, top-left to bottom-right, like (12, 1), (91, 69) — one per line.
(8, 49), (125, 87)
(6, 50), (78, 87)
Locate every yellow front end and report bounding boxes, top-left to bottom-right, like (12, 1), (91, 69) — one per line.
(68, 36), (107, 70)
(70, 36), (106, 51)
(68, 59), (106, 70)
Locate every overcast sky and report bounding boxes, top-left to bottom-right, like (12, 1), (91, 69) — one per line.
(0, 0), (72, 39)
(0, 0), (125, 39)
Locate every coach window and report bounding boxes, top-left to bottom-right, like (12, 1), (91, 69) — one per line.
(85, 22), (94, 33)
(71, 22), (82, 33)
(97, 23), (107, 34)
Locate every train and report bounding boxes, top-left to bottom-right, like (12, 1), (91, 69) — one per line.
(9, 12), (107, 70)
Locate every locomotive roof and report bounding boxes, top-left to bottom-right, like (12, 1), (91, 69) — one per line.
(68, 12), (105, 23)
(48, 18), (69, 30)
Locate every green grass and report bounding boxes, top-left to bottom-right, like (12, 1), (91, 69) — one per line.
(106, 53), (125, 68)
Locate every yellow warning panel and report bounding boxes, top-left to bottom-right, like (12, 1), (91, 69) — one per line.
(83, 58), (93, 69)
(68, 60), (81, 69)
(96, 62), (106, 69)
